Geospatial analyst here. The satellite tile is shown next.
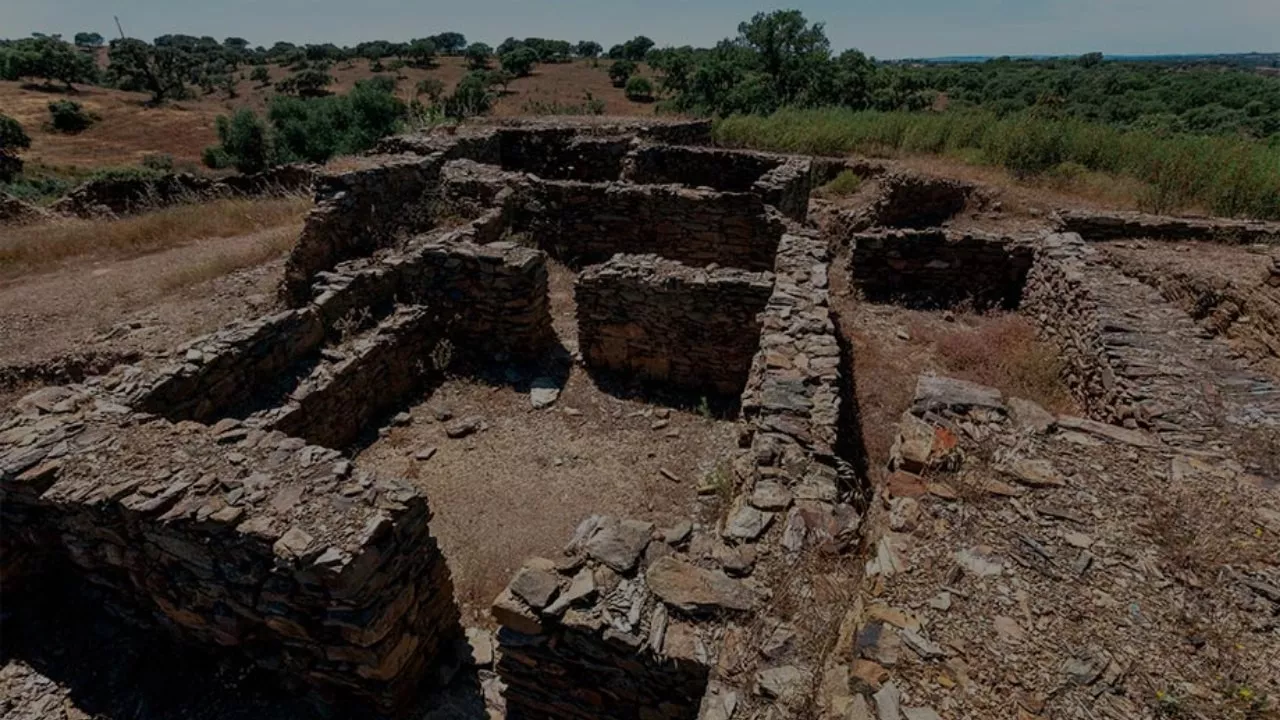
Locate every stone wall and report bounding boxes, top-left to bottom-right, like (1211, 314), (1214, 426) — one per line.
(577, 255), (775, 397)
(259, 307), (445, 449)
(282, 153), (446, 305)
(846, 228), (1035, 309)
(1057, 209), (1280, 245)
(1021, 232), (1131, 422)
(621, 146), (812, 222)
(0, 192), (52, 226)
(0, 392), (461, 714)
(514, 180), (786, 271)
(49, 165), (316, 220)
(130, 309), (326, 423)
(497, 128), (632, 181)
(827, 172), (974, 233)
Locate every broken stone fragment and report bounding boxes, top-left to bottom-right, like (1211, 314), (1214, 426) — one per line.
(444, 417), (482, 439)
(529, 377), (560, 409)
(463, 627), (494, 667)
(646, 556), (757, 614)
(912, 374), (1004, 415)
(492, 587), (542, 635)
(749, 480), (793, 511)
(272, 526), (314, 560)
(543, 566), (597, 616)
(1001, 457), (1066, 488)
(724, 503), (773, 542)
(584, 517), (654, 573)
(1008, 396), (1055, 434)
(756, 665), (810, 702)
(507, 560), (561, 610)
(891, 413), (935, 473)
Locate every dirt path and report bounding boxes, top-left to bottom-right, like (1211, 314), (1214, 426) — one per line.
(0, 229), (287, 399)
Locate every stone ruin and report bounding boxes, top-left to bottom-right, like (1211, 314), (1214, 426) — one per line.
(4, 115), (1235, 719)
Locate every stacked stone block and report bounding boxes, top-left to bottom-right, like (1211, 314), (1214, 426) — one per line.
(622, 145), (813, 222)
(848, 228), (1035, 309)
(0, 393), (461, 714)
(577, 255), (775, 397)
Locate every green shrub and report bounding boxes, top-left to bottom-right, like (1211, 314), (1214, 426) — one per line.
(250, 66), (271, 86)
(444, 71), (496, 119)
(609, 59), (636, 88)
(624, 76), (654, 102)
(814, 169), (862, 197)
(201, 146), (232, 170)
(48, 99), (96, 133)
(213, 109), (272, 173)
(0, 113), (31, 182)
(500, 46), (538, 78)
(141, 153), (175, 172)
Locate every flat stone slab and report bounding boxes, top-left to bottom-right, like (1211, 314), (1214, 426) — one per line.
(912, 375), (1004, 415)
(646, 556), (757, 614)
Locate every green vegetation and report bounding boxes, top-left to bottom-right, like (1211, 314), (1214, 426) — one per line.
(0, 113), (31, 182)
(608, 59), (636, 88)
(205, 77), (407, 169)
(464, 43), (492, 70)
(0, 34), (98, 88)
(715, 108), (1280, 218)
(274, 68), (333, 97)
(522, 93), (606, 116)
(624, 76), (654, 102)
(47, 99), (95, 133)
(814, 169), (862, 197)
(500, 46), (539, 78)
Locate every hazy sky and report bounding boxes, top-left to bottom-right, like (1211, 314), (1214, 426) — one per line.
(3, 0), (1276, 58)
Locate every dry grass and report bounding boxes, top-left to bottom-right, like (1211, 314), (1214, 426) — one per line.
(155, 225), (297, 291)
(0, 196), (309, 278)
(907, 312), (1076, 414)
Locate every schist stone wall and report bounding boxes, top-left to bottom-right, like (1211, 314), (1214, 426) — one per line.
(846, 228), (1035, 309)
(1022, 232), (1132, 422)
(577, 255), (775, 397)
(283, 153), (446, 305)
(0, 392), (461, 714)
(514, 181), (786, 271)
(621, 145), (813, 222)
(49, 165), (316, 220)
(1056, 209), (1280, 245)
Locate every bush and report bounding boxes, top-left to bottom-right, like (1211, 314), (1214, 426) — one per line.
(500, 46), (538, 78)
(444, 71), (496, 119)
(48, 99), (96, 133)
(275, 69), (333, 98)
(250, 66), (271, 86)
(624, 76), (654, 102)
(213, 109), (272, 173)
(464, 43), (492, 70)
(0, 113), (31, 183)
(141, 153), (175, 172)
(608, 59), (636, 88)
(813, 170), (862, 198)
(201, 146), (232, 170)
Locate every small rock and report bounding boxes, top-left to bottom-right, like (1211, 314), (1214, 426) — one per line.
(464, 627), (494, 666)
(1008, 397), (1055, 434)
(886, 470), (928, 498)
(431, 406), (454, 422)
(874, 682), (903, 720)
(956, 547), (1003, 577)
(543, 566), (596, 616)
(903, 708), (943, 720)
(928, 591), (952, 611)
(508, 562), (561, 610)
(993, 615), (1025, 643)
(273, 526), (314, 560)
(413, 446), (438, 462)
(888, 497), (921, 532)
(646, 556), (757, 613)
(756, 665), (809, 701)
(750, 481), (793, 511)
(724, 504), (773, 541)
(445, 417), (482, 439)
(391, 412), (412, 426)
(663, 520), (693, 545)
(529, 377), (560, 409)
(902, 628), (946, 659)
(1002, 458), (1066, 488)
(584, 517), (655, 572)
(1063, 531), (1093, 548)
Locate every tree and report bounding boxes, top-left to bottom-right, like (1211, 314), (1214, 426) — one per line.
(575, 41), (602, 59)
(608, 59), (637, 87)
(107, 37), (195, 104)
(620, 36), (655, 61)
(624, 76), (654, 101)
(405, 38), (437, 68)
(213, 108), (271, 173)
(738, 10), (831, 107)
(0, 113), (31, 182)
(250, 65), (271, 86)
(416, 77), (446, 103)
(48, 99), (95, 132)
(465, 43), (492, 70)
(276, 69), (334, 97)
(223, 37), (250, 52)
(444, 71), (496, 118)
(74, 32), (104, 48)
(1077, 52), (1104, 68)
(501, 46), (538, 77)
(7, 35), (97, 89)
(430, 32), (467, 54)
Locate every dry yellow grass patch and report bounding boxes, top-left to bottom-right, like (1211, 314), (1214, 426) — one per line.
(0, 196), (309, 277)
(155, 225), (298, 292)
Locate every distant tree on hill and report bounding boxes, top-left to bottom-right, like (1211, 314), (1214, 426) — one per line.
(430, 32), (467, 54)
(405, 38), (437, 68)
(501, 46), (538, 77)
(624, 76), (654, 101)
(445, 71), (497, 118)
(275, 69), (333, 97)
(107, 37), (196, 104)
(575, 41), (602, 59)
(74, 32), (104, 48)
(0, 113), (31, 182)
(608, 59), (637, 87)
(465, 43), (492, 70)
(1077, 52), (1104, 68)
(250, 65), (271, 87)
(223, 37), (250, 52)
(215, 108), (272, 173)
(416, 77), (446, 103)
(610, 36), (654, 61)
(3, 35), (98, 89)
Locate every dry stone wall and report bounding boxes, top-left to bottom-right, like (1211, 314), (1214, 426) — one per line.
(846, 228), (1035, 309)
(283, 153), (446, 305)
(0, 390), (461, 714)
(1022, 232), (1133, 422)
(577, 255), (775, 397)
(49, 165), (316, 220)
(621, 146), (812, 222)
(1057, 209), (1280, 245)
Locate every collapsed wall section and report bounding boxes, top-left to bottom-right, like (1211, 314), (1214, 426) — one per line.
(847, 228), (1035, 309)
(1057, 209), (1280, 245)
(0, 396), (461, 714)
(577, 255), (774, 397)
(282, 153), (446, 305)
(1021, 232), (1132, 422)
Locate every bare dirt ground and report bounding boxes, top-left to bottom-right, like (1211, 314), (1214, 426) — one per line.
(1, 58), (658, 170)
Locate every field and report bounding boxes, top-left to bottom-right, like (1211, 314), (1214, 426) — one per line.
(0, 56), (656, 170)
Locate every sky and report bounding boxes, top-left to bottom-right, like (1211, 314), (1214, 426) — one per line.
(3, 0), (1277, 59)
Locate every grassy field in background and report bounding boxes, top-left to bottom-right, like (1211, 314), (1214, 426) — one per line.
(715, 109), (1280, 220)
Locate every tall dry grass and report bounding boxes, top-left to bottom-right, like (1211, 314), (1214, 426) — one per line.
(715, 109), (1280, 220)
(0, 196), (310, 278)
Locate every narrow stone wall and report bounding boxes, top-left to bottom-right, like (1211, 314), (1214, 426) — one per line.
(130, 309), (326, 423)
(846, 228), (1035, 309)
(497, 127), (631, 181)
(621, 146), (812, 222)
(48, 165), (316, 220)
(515, 181), (786, 271)
(260, 307), (445, 449)
(1057, 209), (1280, 244)
(0, 394), (461, 714)
(282, 153), (446, 305)
(1021, 232), (1131, 422)
(577, 255), (774, 397)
